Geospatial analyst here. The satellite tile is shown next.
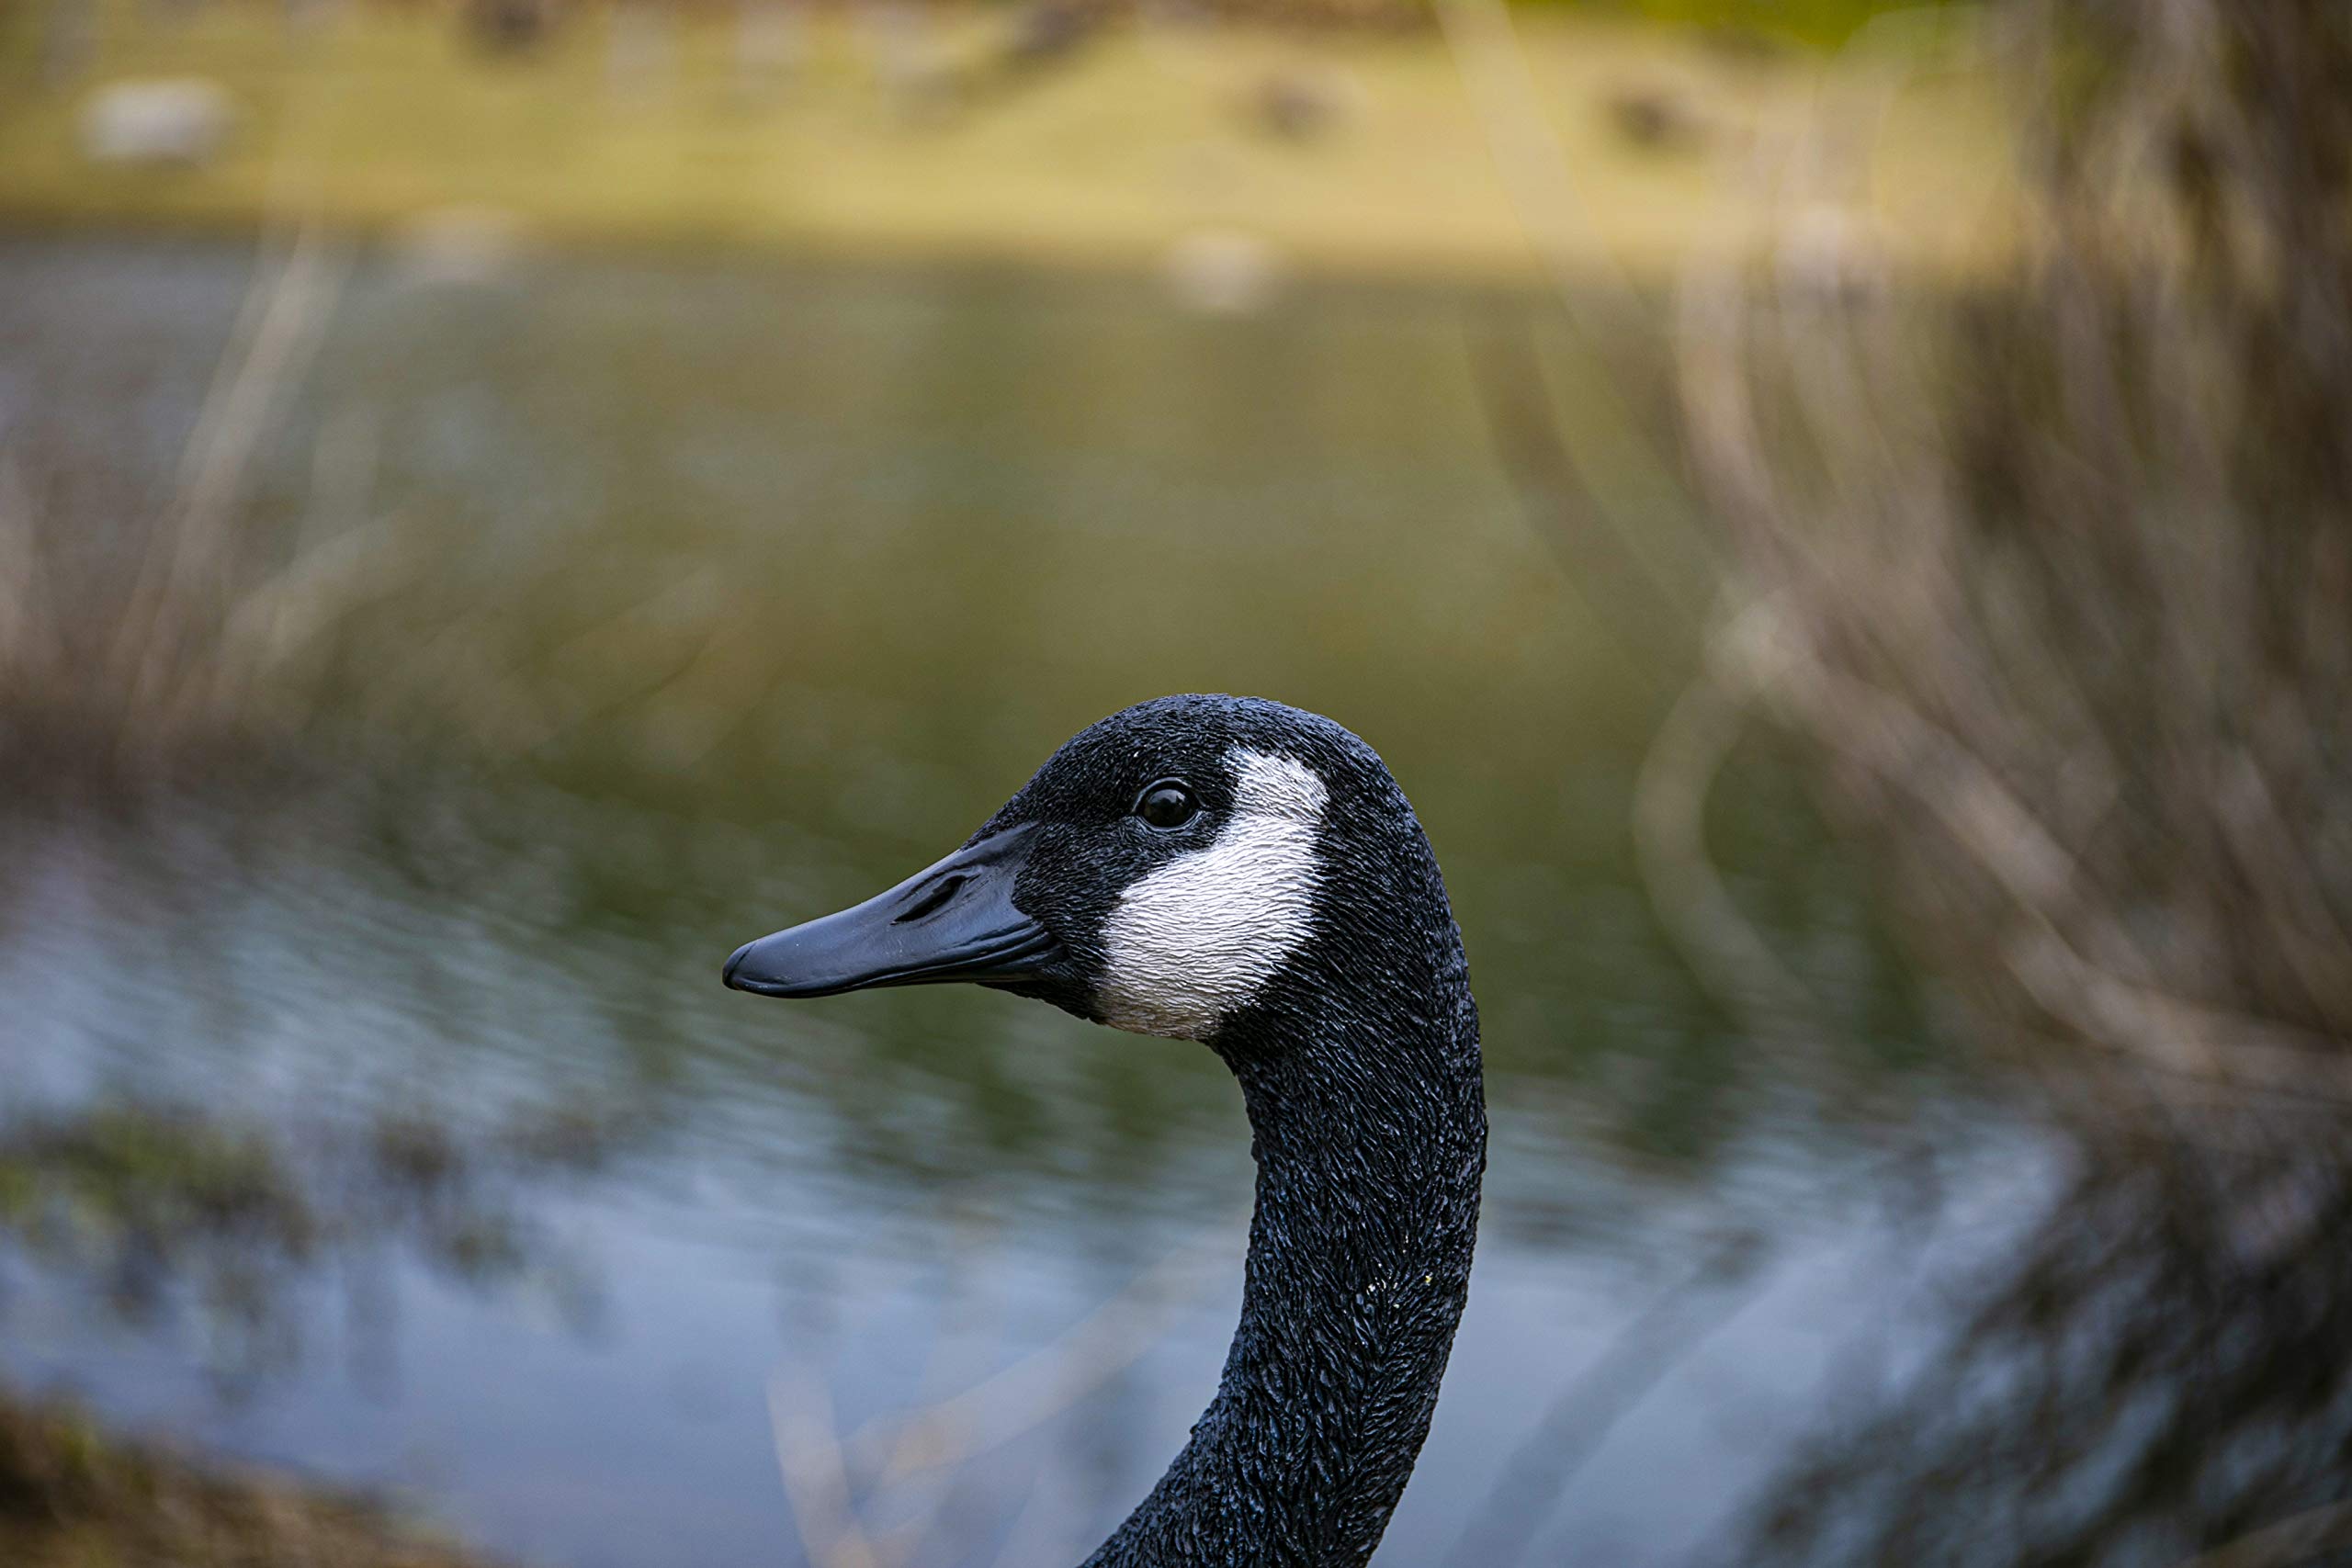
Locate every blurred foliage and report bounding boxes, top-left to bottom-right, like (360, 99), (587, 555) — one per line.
(0, 0), (2013, 276)
(0, 1099), (628, 1387)
(1657, 0), (2352, 1560)
(1741, 1134), (2352, 1567)
(0, 1391), (500, 1567)
(0, 1100), (610, 1565)
(1532, 0), (1951, 48)
(1682, 0), (2352, 1110)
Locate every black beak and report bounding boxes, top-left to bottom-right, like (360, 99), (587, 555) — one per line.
(723, 823), (1057, 998)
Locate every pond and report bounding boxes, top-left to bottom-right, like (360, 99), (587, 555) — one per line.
(0, 234), (2017, 1567)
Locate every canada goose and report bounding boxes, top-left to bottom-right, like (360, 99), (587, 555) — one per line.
(725, 694), (1485, 1567)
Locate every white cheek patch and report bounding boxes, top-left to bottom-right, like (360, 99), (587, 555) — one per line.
(1095, 750), (1327, 1040)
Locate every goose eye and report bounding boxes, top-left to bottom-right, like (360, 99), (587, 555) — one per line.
(1135, 781), (1198, 829)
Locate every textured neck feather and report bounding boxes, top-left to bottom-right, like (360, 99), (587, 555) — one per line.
(1080, 931), (1485, 1568)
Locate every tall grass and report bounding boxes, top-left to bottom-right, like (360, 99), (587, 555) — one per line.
(0, 220), (379, 761)
(1655, 4), (2352, 1560)
(1677, 0), (2352, 1110)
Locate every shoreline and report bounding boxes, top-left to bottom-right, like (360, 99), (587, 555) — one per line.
(0, 9), (2015, 288)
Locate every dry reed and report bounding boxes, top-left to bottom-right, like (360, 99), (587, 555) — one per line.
(1658, 5), (2352, 1562)
(1675, 0), (2352, 1111)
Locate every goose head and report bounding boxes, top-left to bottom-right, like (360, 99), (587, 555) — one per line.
(724, 694), (1482, 1565)
(723, 693), (1440, 1045)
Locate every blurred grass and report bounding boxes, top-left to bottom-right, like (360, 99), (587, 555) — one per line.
(1674, 0), (2352, 1102)
(1645, 17), (2352, 1545)
(0, 1095), (636, 1566)
(0, 1393), (498, 1568)
(1545, 0), (1957, 48)
(0, 0), (2014, 280)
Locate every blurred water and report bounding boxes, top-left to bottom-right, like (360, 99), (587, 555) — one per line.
(0, 235), (2005, 1567)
